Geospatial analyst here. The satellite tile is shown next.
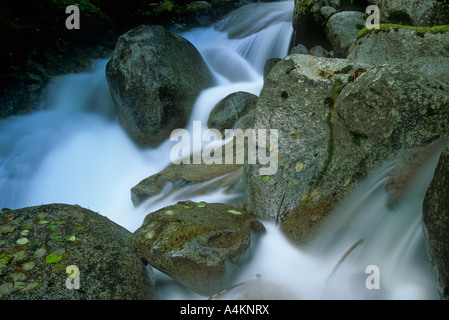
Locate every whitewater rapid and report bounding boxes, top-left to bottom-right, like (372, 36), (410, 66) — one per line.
(0, 0), (440, 299)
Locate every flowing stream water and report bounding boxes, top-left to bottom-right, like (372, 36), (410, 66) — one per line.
(0, 0), (441, 299)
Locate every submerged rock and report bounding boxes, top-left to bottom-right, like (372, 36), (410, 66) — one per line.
(423, 143), (449, 300)
(106, 25), (213, 147)
(132, 201), (265, 296)
(0, 204), (157, 300)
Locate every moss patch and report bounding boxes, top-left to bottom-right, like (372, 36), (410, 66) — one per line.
(293, 0), (319, 26)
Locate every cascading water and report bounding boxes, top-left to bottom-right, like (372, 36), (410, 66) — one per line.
(0, 0), (440, 300)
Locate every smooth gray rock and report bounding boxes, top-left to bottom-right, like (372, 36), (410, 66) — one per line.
(106, 25), (213, 147)
(0, 204), (157, 300)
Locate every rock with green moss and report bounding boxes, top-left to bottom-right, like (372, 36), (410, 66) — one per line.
(130, 139), (246, 208)
(132, 201), (265, 296)
(0, 204), (157, 300)
(423, 143), (449, 300)
(207, 91), (258, 132)
(325, 11), (365, 58)
(348, 25), (449, 83)
(242, 53), (370, 222)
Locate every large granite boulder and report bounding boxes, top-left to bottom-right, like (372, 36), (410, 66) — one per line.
(325, 11), (365, 58)
(132, 201), (265, 296)
(106, 25), (213, 147)
(0, 204), (157, 299)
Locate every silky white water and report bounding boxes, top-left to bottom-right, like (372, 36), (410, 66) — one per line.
(0, 0), (440, 299)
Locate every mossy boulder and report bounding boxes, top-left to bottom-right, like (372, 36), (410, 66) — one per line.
(366, 0), (449, 27)
(348, 25), (449, 84)
(242, 51), (449, 246)
(0, 204), (157, 300)
(132, 201), (265, 296)
(207, 91), (258, 132)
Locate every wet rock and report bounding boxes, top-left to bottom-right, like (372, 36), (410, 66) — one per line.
(243, 54), (368, 222)
(207, 91), (258, 132)
(309, 45), (331, 57)
(282, 63), (449, 246)
(131, 140), (245, 207)
(132, 201), (265, 296)
(263, 58), (282, 81)
(423, 143), (449, 300)
(385, 138), (449, 207)
(367, 0), (449, 27)
(325, 11), (365, 58)
(242, 51), (449, 245)
(320, 6), (337, 20)
(106, 25), (213, 147)
(289, 44), (309, 55)
(0, 204), (157, 300)
(348, 26), (449, 84)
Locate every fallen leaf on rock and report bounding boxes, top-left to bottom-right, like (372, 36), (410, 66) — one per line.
(16, 238), (29, 245)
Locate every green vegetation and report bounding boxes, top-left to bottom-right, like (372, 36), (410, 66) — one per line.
(293, 0), (319, 26)
(357, 24), (449, 40)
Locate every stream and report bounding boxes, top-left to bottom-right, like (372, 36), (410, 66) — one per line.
(0, 0), (440, 300)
